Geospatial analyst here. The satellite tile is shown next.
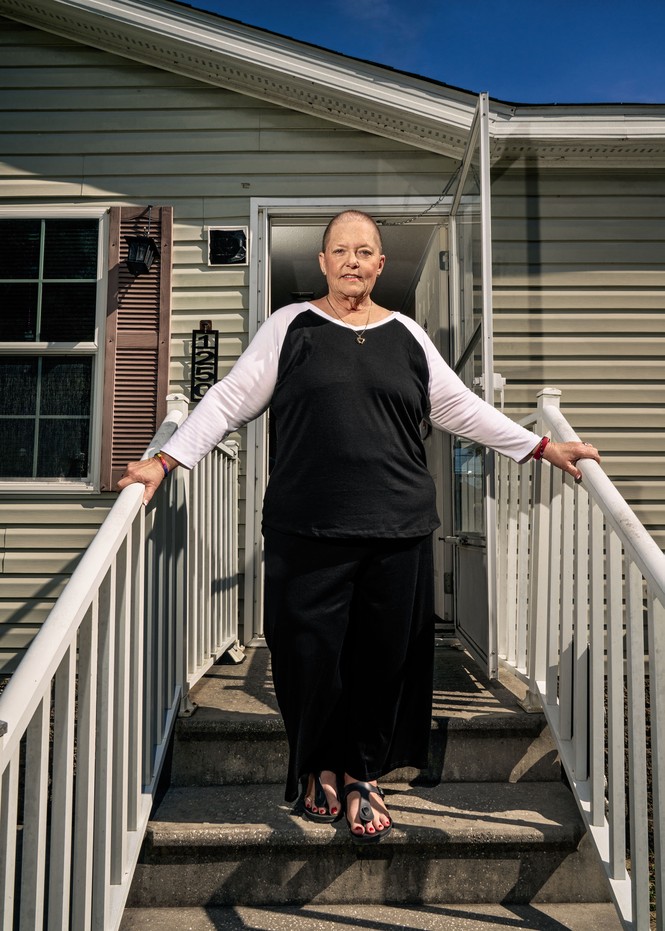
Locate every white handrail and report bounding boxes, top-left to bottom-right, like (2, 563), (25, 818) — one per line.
(0, 397), (240, 931)
(543, 400), (665, 602)
(497, 387), (664, 931)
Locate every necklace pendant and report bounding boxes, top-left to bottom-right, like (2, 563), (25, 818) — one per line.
(356, 334), (366, 345)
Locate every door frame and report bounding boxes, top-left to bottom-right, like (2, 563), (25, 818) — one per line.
(448, 93), (500, 678)
(244, 196), (455, 644)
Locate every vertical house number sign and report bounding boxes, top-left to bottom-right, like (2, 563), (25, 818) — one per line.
(190, 320), (219, 401)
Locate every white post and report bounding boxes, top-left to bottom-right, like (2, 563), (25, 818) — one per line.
(165, 395), (198, 717)
(522, 389), (560, 712)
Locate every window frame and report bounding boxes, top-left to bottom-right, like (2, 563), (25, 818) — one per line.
(0, 205), (109, 494)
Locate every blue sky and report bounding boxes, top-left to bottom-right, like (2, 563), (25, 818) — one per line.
(187, 0), (665, 104)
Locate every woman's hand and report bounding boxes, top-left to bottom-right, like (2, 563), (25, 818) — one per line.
(542, 440), (601, 482)
(117, 455), (176, 505)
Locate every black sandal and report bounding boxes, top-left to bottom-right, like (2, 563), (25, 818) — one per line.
(301, 773), (341, 823)
(344, 781), (393, 844)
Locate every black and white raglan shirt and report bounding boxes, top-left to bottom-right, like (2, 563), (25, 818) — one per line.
(161, 303), (540, 539)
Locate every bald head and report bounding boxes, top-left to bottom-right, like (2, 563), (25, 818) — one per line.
(321, 211), (383, 253)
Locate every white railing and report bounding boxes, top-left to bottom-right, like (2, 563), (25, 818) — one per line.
(0, 394), (239, 931)
(497, 387), (664, 931)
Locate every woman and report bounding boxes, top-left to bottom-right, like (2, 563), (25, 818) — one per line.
(118, 210), (600, 844)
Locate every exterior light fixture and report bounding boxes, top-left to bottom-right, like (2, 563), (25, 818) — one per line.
(125, 205), (160, 276)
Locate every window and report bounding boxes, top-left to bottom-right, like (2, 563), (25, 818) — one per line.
(0, 214), (106, 490)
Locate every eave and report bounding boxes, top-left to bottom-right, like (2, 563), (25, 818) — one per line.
(1, 0), (665, 167)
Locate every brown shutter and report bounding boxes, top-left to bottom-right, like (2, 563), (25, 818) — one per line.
(100, 206), (173, 492)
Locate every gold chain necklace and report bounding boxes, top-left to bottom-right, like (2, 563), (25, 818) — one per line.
(325, 295), (372, 345)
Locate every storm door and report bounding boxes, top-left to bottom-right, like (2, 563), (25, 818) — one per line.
(448, 94), (501, 678)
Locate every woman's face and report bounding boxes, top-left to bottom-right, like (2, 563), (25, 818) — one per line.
(318, 218), (385, 303)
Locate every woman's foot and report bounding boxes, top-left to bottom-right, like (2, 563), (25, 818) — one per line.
(343, 774), (392, 842)
(302, 770), (340, 822)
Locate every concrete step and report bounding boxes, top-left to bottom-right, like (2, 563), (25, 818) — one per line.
(172, 646), (560, 787)
(121, 902), (623, 931)
(127, 782), (611, 908)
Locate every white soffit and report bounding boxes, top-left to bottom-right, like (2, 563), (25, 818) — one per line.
(2, 0), (665, 163)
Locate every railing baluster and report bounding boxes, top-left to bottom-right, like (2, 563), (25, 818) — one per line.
(625, 560), (650, 927)
(505, 459), (519, 667)
(648, 591), (665, 931)
(589, 501), (605, 827)
(0, 753), (19, 931)
(196, 457), (206, 667)
(526, 456), (551, 707)
(573, 484), (589, 779)
(516, 463), (530, 672)
(221, 451), (228, 648)
(173, 463), (188, 712)
(153, 497), (166, 742)
(606, 530), (626, 881)
(20, 696), (50, 931)
(497, 457), (508, 660)
(71, 603), (98, 931)
(558, 477), (575, 741)
(230, 444), (239, 647)
(188, 463), (199, 681)
(143, 505), (156, 786)
(546, 467), (562, 705)
(48, 645), (76, 931)
(212, 450), (221, 650)
(128, 509), (145, 832)
(112, 537), (131, 885)
(200, 455), (208, 661)
(93, 568), (116, 930)
(162, 481), (175, 713)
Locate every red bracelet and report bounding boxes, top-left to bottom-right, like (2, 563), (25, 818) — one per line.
(532, 437), (550, 461)
(154, 451), (170, 476)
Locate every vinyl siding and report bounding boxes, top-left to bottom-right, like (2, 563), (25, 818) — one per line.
(0, 497), (114, 671)
(492, 169), (665, 548)
(0, 18), (458, 670)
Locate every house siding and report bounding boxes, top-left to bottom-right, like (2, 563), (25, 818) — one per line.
(0, 18), (458, 670)
(492, 168), (665, 548)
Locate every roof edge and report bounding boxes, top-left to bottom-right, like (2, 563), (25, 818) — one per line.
(1, 0), (665, 160)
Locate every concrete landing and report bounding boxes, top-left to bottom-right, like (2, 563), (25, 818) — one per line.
(183, 642), (531, 723)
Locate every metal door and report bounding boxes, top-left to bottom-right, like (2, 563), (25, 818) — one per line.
(448, 94), (500, 677)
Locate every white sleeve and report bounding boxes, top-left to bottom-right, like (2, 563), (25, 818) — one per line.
(160, 306), (297, 469)
(398, 317), (539, 463)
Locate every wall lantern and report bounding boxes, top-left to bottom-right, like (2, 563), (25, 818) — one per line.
(125, 205), (160, 276)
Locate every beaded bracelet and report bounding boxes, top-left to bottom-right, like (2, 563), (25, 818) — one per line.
(532, 436), (550, 461)
(154, 451), (170, 476)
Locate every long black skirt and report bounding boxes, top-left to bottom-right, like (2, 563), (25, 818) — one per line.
(263, 528), (435, 802)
